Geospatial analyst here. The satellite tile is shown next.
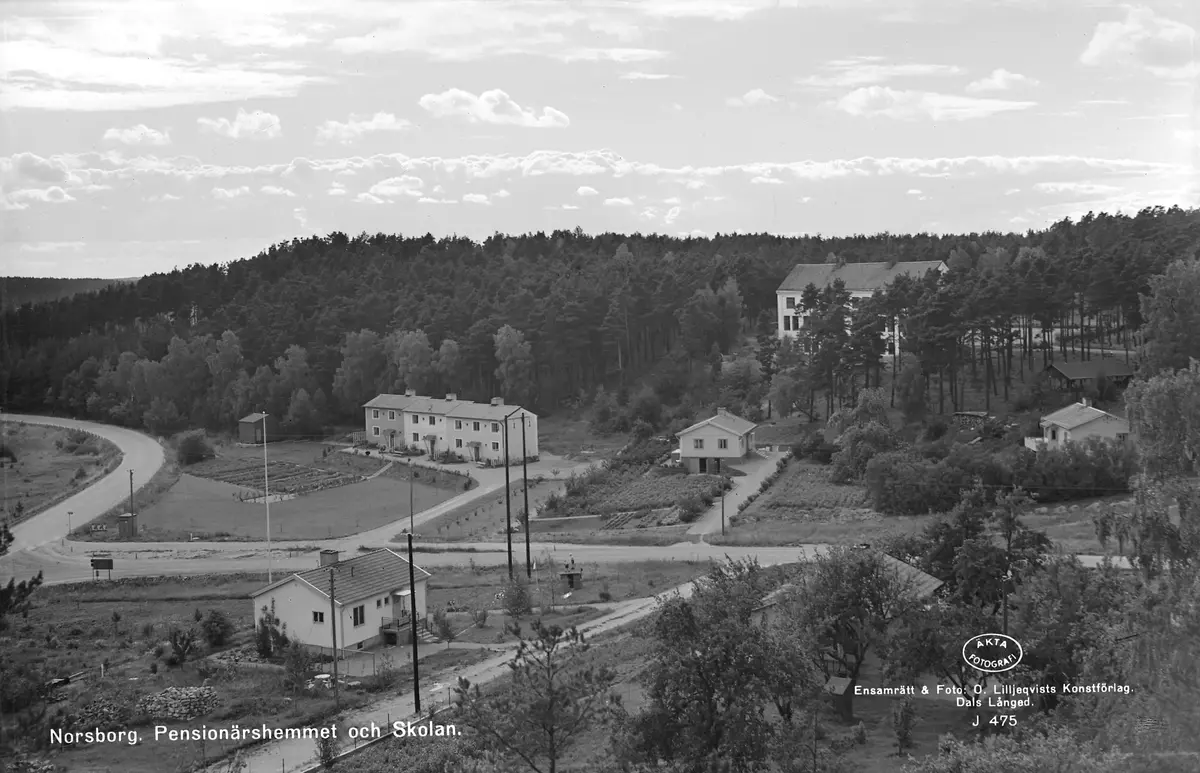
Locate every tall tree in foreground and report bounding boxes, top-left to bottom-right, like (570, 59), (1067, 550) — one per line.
(1139, 257), (1200, 376)
(454, 621), (617, 773)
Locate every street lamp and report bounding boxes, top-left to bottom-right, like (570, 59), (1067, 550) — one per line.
(65, 511), (73, 545)
(502, 406), (521, 581)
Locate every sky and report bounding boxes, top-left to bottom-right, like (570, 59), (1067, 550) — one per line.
(0, 0), (1197, 278)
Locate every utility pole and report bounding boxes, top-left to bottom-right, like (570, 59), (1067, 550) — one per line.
(409, 460), (415, 535)
(522, 413), (531, 579)
(502, 406), (520, 580)
(721, 490), (726, 536)
(129, 470), (134, 518)
(263, 414), (272, 583)
(408, 533), (421, 713)
(329, 566), (339, 708)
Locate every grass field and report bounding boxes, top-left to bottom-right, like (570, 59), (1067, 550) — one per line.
(414, 479), (563, 541)
(0, 423), (123, 526)
(537, 414), (628, 460)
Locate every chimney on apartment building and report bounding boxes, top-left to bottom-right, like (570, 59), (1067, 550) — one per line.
(1080, 397), (1090, 408)
(446, 393), (457, 401)
(491, 397), (504, 406)
(405, 389), (416, 398)
(319, 549), (339, 567)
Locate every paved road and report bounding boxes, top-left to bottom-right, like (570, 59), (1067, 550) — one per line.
(3, 414), (166, 552)
(686, 450), (785, 537)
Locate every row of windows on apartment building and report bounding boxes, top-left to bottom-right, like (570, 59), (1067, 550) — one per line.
(372, 409), (502, 433)
(311, 595), (395, 628)
(370, 426), (501, 450)
(692, 438), (730, 450)
(782, 315), (808, 331)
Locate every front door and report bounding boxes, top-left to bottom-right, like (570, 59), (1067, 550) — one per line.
(698, 458), (707, 473)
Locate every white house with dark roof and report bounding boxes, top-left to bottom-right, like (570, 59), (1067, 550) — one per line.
(363, 390), (538, 464)
(1024, 399), (1131, 452)
(250, 548), (431, 652)
(676, 407), (758, 474)
(776, 260), (947, 346)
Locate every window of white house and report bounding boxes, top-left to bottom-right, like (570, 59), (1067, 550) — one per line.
(353, 606), (365, 626)
(718, 439), (728, 450)
(389, 411), (395, 420)
(786, 297), (796, 308)
(377, 599), (382, 608)
(1051, 428), (1058, 441)
(372, 410), (379, 419)
(1117, 433), (1128, 442)
(313, 611), (325, 623)
(384, 597), (390, 605)
(412, 415), (419, 424)
(492, 442), (499, 451)
(456, 420), (462, 429)
(694, 439), (704, 449)
(430, 416), (436, 424)
(456, 439), (463, 448)
(412, 433), (419, 442)
(473, 422), (481, 431)
(783, 316), (792, 331)
(492, 423), (499, 432)
(372, 427), (380, 436)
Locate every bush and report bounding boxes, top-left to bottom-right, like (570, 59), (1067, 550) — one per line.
(810, 442), (836, 465)
(921, 417), (951, 442)
(200, 609), (234, 647)
(830, 422), (900, 484)
(1011, 438), (1136, 502)
(472, 608), (489, 628)
(177, 432), (214, 466)
(502, 580), (532, 619)
(864, 451), (969, 516)
(677, 495), (705, 523)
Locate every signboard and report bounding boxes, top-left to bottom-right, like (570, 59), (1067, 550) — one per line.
(90, 558), (114, 570)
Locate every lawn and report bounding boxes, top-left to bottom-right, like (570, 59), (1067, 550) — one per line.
(80, 474), (458, 542)
(413, 479), (561, 542)
(0, 422), (123, 527)
(540, 467), (728, 519)
(423, 558), (714, 616)
(537, 414), (628, 460)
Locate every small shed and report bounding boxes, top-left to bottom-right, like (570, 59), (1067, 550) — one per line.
(117, 513), (138, 539)
(1044, 359), (1135, 392)
(238, 413), (280, 444)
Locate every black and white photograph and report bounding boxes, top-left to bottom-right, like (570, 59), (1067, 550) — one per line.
(2, 0), (1199, 771)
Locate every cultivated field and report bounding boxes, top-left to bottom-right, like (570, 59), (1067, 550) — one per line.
(541, 468), (728, 519)
(0, 423), (122, 526)
(414, 479), (562, 541)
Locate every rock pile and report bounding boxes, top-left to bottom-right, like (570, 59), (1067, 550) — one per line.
(135, 686), (218, 720)
(72, 696), (124, 729)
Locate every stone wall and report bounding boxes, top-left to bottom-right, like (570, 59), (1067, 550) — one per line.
(135, 686), (219, 720)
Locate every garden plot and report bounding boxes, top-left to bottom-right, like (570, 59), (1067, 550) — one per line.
(187, 458), (360, 496)
(540, 467), (728, 519)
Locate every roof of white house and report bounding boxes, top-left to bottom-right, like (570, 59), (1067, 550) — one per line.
(364, 393), (536, 421)
(240, 412), (269, 423)
(677, 409), (757, 437)
(881, 554), (945, 599)
(777, 260), (946, 293)
(1041, 402), (1129, 431)
(251, 548), (431, 606)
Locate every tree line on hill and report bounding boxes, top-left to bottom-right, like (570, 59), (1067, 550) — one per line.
(2, 208), (1199, 439)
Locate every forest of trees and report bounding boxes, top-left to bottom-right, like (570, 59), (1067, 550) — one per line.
(3, 207), (1199, 438)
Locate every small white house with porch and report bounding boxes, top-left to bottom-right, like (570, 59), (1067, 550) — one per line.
(1024, 400), (1131, 452)
(250, 548), (430, 653)
(676, 408), (758, 474)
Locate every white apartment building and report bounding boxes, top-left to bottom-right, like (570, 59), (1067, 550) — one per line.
(363, 391), (538, 464)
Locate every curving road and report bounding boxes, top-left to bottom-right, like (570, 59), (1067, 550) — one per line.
(1, 415), (1132, 590)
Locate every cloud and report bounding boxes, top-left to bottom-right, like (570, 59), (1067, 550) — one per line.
(494, 189), (511, 198)
(1081, 7), (1197, 79)
(328, 187), (347, 196)
(604, 197), (634, 206)
(577, 186), (599, 196)
(418, 88), (569, 128)
(557, 203), (580, 210)
(750, 176), (784, 184)
(355, 193), (386, 204)
(198, 108), (282, 140)
(462, 193), (490, 204)
(906, 189), (922, 195)
(620, 71), (675, 80)
(726, 88), (780, 107)
(418, 197), (457, 204)
(103, 125), (171, 146)
(316, 113), (413, 144)
(664, 206), (681, 224)
(261, 185), (296, 196)
(966, 68), (1038, 93)
(10, 186), (75, 204)
(212, 186), (250, 199)
(798, 58), (964, 88)
(1032, 181), (1124, 196)
(147, 193), (182, 202)
(369, 175), (424, 198)
(835, 87), (1036, 120)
